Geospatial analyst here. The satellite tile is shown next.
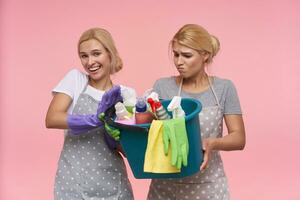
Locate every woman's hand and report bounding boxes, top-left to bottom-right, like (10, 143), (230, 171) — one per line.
(200, 138), (216, 171)
(200, 115), (246, 170)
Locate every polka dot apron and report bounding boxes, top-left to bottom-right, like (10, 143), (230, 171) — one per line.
(147, 78), (229, 200)
(54, 84), (133, 200)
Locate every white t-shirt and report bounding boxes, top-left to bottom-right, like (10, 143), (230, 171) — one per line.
(52, 69), (136, 114)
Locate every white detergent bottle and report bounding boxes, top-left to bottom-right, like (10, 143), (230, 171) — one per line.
(115, 102), (131, 120)
(167, 96), (185, 119)
(121, 88), (137, 114)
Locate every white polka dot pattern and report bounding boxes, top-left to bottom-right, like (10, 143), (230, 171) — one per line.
(147, 105), (229, 200)
(54, 93), (133, 199)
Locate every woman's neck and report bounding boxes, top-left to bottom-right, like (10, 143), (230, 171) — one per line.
(88, 77), (113, 91)
(185, 71), (208, 86)
(177, 71), (211, 93)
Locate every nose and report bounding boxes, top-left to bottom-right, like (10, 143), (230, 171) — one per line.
(88, 56), (95, 66)
(175, 55), (183, 66)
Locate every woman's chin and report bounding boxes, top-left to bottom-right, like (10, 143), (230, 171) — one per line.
(89, 73), (104, 81)
(179, 73), (190, 79)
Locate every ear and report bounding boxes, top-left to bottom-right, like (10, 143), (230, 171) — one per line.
(203, 52), (210, 63)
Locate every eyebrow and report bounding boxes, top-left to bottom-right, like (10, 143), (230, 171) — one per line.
(173, 50), (193, 55)
(79, 49), (102, 54)
(182, 52), (193, 55)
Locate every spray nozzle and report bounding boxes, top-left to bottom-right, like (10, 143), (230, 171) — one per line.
(167, 96), (185, 118)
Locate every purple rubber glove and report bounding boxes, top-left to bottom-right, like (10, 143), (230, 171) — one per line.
(100, 85), (123, 149)
(67, 85), (123, 136)
(67, 114), (102, 135)
(97, 85), (123, 114)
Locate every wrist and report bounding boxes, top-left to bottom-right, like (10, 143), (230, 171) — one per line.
(209, 138), (219, 151)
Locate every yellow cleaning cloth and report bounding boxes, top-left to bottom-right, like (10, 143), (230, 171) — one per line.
(144, 120), (180, 173)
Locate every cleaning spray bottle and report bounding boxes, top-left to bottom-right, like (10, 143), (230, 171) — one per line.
(147, 98), (170, 120)
(155, 101), (171, 120)
(121, 88), (137, 114)
(115, 102), (132, 120)
(114, 102), (135, 125)
(167, 96), (185, 119)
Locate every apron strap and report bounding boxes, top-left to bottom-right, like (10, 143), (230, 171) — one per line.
(207, 76), (221, 107)
(81, 78), (90, 93)
(177, 77), (183, 97)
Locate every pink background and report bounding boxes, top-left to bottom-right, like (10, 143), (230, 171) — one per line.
(1, 0), (300, 199)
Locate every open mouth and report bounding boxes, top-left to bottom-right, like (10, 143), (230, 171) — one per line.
(88, 65), (101, 72)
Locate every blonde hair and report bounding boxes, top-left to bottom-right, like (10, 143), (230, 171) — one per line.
(78, 27), (123, 74)
(171, 24), (220, 64)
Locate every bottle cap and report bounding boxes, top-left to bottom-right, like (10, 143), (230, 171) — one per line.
(135, 98), (147, 112)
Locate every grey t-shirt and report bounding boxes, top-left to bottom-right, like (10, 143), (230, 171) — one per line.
(153, 76), (242, 115)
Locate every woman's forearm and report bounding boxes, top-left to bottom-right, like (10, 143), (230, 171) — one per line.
(45, 112), (68, 129)
(211, 131), (246, 151)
